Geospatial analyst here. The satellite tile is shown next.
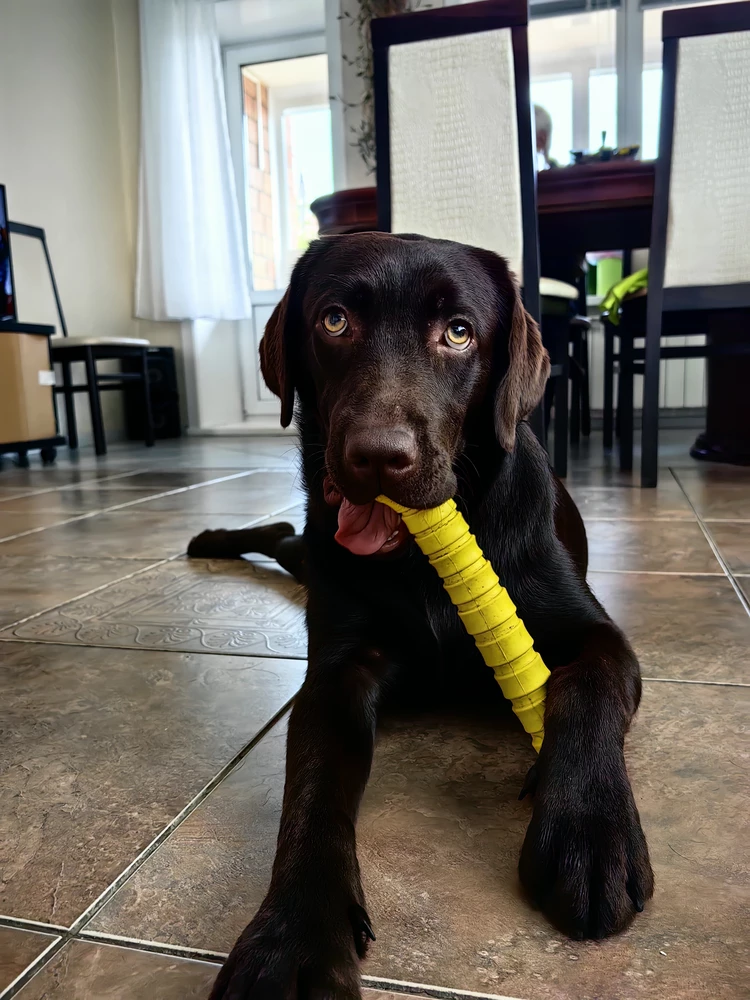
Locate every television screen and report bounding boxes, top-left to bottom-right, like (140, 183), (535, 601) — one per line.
(0, 184), (17, 323)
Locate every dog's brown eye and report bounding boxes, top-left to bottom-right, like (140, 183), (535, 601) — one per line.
(322, 310), (348, 336)
(445, 322), (471, 348)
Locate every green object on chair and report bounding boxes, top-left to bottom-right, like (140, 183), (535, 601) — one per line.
(601, 269), (649, 325)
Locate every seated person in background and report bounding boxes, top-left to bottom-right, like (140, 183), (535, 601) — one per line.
(534, 104), (558, 169)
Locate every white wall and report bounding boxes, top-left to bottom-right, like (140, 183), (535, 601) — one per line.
(0, 0), (184, 449)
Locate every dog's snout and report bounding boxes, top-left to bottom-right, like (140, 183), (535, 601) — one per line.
(344, 426), (418, 494)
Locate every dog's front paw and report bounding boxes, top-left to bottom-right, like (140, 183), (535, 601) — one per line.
(518, 761), (654, 940)
(209, 896), (373, 999)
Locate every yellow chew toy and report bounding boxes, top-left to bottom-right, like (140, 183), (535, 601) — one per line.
(377, 496), (550, 752)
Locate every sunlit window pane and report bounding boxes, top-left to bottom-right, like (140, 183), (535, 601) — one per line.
(589, 69), (617, 151)
(641, 67), (663, 160)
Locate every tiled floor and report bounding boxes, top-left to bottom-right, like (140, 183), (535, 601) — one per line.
(0, 433), (748, 1000)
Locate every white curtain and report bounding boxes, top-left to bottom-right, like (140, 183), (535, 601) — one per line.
(136, 0), (251, 321)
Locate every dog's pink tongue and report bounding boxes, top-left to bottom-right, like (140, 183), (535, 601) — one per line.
(335, 499), (400, 556)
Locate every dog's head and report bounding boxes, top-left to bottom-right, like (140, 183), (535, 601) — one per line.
(261, 233), (548, 547)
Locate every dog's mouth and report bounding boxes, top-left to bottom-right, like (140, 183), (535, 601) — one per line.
(323, 475), (410, 557)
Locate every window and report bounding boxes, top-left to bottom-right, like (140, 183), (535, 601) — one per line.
(641, 66), (663, 160)
(240, 54), (333, 291)
(589, 69), (618, 151)
(529, 9), (617, 161)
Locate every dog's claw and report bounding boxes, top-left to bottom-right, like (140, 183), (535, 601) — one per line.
(518, 763), (538, 800)
(349, 904), (376, 943)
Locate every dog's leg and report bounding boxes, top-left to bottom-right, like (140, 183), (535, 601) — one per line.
(187, 524), (308, 585)
(210, 616), (389, 1000)
(517, 616), (654, 940)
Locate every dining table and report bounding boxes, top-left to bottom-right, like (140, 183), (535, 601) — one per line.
(311, 159), (748, 467)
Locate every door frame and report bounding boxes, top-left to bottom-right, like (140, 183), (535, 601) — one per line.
(223, 33), (327, 425)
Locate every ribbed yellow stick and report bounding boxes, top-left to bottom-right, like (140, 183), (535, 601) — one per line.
(377, 496), (549, 752)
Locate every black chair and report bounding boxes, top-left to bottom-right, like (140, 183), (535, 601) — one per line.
(605, 2), (750, 485)
(371, 0), (588, 474)
(9, 222), (154, 456)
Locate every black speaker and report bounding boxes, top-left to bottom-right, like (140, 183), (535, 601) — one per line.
(124, 346), (182, 440)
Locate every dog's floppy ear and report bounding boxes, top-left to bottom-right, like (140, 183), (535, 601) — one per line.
(494, 278), (549, 451)
(259, 291), (294, 428)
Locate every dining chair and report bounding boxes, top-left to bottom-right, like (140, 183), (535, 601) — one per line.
(8, 222), (155, 457)
(371, 0), (582, 475)
(606, 1), (750, 485)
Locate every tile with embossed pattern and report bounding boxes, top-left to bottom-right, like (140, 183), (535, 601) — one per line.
(0, 928), (57, 993)
(589, 570), (750, 683)
(0, 554), (157, 629)
(13, 940), (444, 1000)
(0, 641), (304, 924)
(90, 683), (748, 1000)
(4, 558), (307, 658)
(0, 512), (253, 560)
(585, 519), (721, 573)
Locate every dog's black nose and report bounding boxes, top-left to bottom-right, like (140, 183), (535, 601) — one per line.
(344, 427), (418, 494)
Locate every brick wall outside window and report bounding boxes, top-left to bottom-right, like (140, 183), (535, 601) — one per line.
(242, 73), (275, 290)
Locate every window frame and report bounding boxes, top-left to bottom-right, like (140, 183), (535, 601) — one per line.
(223, 32), (328, 298)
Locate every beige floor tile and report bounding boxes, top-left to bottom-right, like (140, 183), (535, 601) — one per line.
(678, 479), (750, 520)
(585, 520), (721, 573)
(0, 511), (73, 538)
(704, 521), (750, 573)
(0, 555), (157, 629)
(0, 642), (304, 924)
(567, 482), (694, 520)
(14, 941), (218, 999)
(133, 481), (302, 516)
(0, 927), (56, 992)
(5, 558), (307, 657)
(89, 683), (749, 1000)
(589, 571), (750, 682)
(0, 488), (169, 514)
(0, 512), (253, 560)
(13, 939), (442, 1000)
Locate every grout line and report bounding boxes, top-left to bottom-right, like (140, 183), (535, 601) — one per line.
(361, 976), (525, 1000)
(0, 468), (272, 543)
(34, 931), (526, 1000)
(0, 915), (69, 934)
(670, 470), (750, 618)
(0, 937), (65, 1000)
(0, 558), (174, 633)
(588, 568), (723, 576)
(67, 700), (295, 935)
(0, 635), (307, 660)
(642, 676), (750, 688)
(0, 469), (146, 503)
(76, 930), (227, 964)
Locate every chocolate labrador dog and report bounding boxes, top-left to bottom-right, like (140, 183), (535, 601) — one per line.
(191, 233), (653, 1000)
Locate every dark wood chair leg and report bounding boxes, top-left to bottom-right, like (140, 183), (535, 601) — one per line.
(139, 348), (156, 448)
(618, 334), (635, 472)
(569, 325), (581, 446)
(580, 329), (591, 437)
(603, 321), (615, 450)
(61, 360), (78, 450)
(641, 315), (662, 488)
(84, 347), (107, 456)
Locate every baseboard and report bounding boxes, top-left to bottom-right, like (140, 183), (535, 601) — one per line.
(588, 407), (706, 431)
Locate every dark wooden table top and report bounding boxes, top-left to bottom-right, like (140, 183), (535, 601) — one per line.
(311, 159), (656, 248)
